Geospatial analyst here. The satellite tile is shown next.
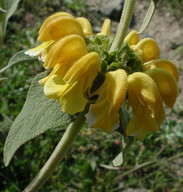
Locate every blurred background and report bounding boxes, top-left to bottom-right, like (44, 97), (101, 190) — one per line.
(0, 0), (183, 191)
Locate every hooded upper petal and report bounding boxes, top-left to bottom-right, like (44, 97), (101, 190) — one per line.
(63, 52), (100, 83)
(76, 17), (93, 35)
(124, 30), (139, 45)
(146, 68), (178, 107)
(86, 69), (127, 132)
(97, 19), (111, 35)
(133, 38), (160, 62)
(127, 72), (161, 117)
(39, 12), (74, 34)
(143, 59), (179, 81)
(38, 16), (84, 41)
(44, 34), (88, 69)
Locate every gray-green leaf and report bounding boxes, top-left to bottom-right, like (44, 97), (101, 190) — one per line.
(0, 7), (6, 13)
(4, 72), (73, 166)
(3, 0), (20, 21)
(112, 152), (123, 167)
(138, 0), (159, 34)
(0, 113), (13, 144)
(0, 50), (37, 73)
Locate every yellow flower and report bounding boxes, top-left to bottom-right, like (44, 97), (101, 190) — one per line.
(43, 52), (101, 115)
(76, 17), (93, 35)
(86, 69), (127, 132)
(124, 30), (160, 62)
(122, 30), (178, 138)
(24, 41), (53, 62)
(124, 30), (139, 45)
(43, 34), (88, 69)
(143, 59), (179, 81)
(25, 12), (105, 114)
(127, 72), (165, 139)
(26, 12), (179, 140)
(38, 12), (84, 41)
(97, 19), (111, 36)
(145, 68), (178, 108)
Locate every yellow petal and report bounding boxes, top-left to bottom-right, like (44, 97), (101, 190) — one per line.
(86, 97), (121, 132)
(76, 17), (93, 35)
(97, 19), (111, 35)
(127, 92), (165, 139)
(86, 69), (127, 132)
(38, 16), (84, 41)
(44, 74), (68, 99)
(127, 109), (159, 140)
(39, 63), (64, 85)
(134, 38), (160, 62)
(44, 75), (88, 114)
(24, 41), (53, 59)
(39, 12), (74, 34)
(146, 68), (178, 107)
(124, 30), (139, 45)
(63, 52), (100, 83)
(128, 72), (161, 117)
(58, 80), (88, 115)
(44, 35), (88, 69)
(143, 59), (179, 81)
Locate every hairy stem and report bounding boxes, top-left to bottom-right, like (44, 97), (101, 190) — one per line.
(23, 105), (89, 192)
(109, 0), (136, 52)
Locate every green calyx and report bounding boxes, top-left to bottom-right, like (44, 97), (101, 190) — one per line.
(85, 35), (143, 75)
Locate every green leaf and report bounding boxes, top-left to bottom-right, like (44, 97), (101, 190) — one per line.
(112, 152), (123, 167)
(0, 113), (13, 144)
(3, 0), (20, 21)
(138, 0), (159, 34)
(0, 7), (6, 13)
(4, 72), (73, 166)
(0, 0), (20, 38)
(0, 50), (37, 73)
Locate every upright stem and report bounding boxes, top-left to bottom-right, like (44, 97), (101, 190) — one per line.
(109, 0), (136, 52)
(23, 106), (89, 192)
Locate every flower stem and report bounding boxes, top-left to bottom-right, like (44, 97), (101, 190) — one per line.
(23, 105), (89, 192)
(109, 0), (136, 52)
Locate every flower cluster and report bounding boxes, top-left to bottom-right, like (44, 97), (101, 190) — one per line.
(25, 12), (178, 139)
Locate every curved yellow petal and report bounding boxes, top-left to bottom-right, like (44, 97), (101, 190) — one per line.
(146, 68), (178, 107)
(58, 80), (88, 115)
(24, 41), (53, 59)
(64, 52), (100, 83)
(124, 30), (139, 45)
(38, 16), (84, 41)
(97, 19), (111, 35)
(44, 74), (67, 99)
(143, 59), (179, 81)
(39, 63), (66, 85)
(127, 109), (159, 140)
(134, 38), (160, 62)
(76, 17), (93, 35)
(44, 35), (88, 69)
(128, 72), (161, 117)
(44, 75), (88, 114)
(127, 94), (165, 139)
(39, 12), (74, 34)
(86, 69), (127, 132)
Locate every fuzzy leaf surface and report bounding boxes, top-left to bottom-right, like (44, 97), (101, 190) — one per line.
(138, 0), (159, 34)
(4, 72), (73, 166)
